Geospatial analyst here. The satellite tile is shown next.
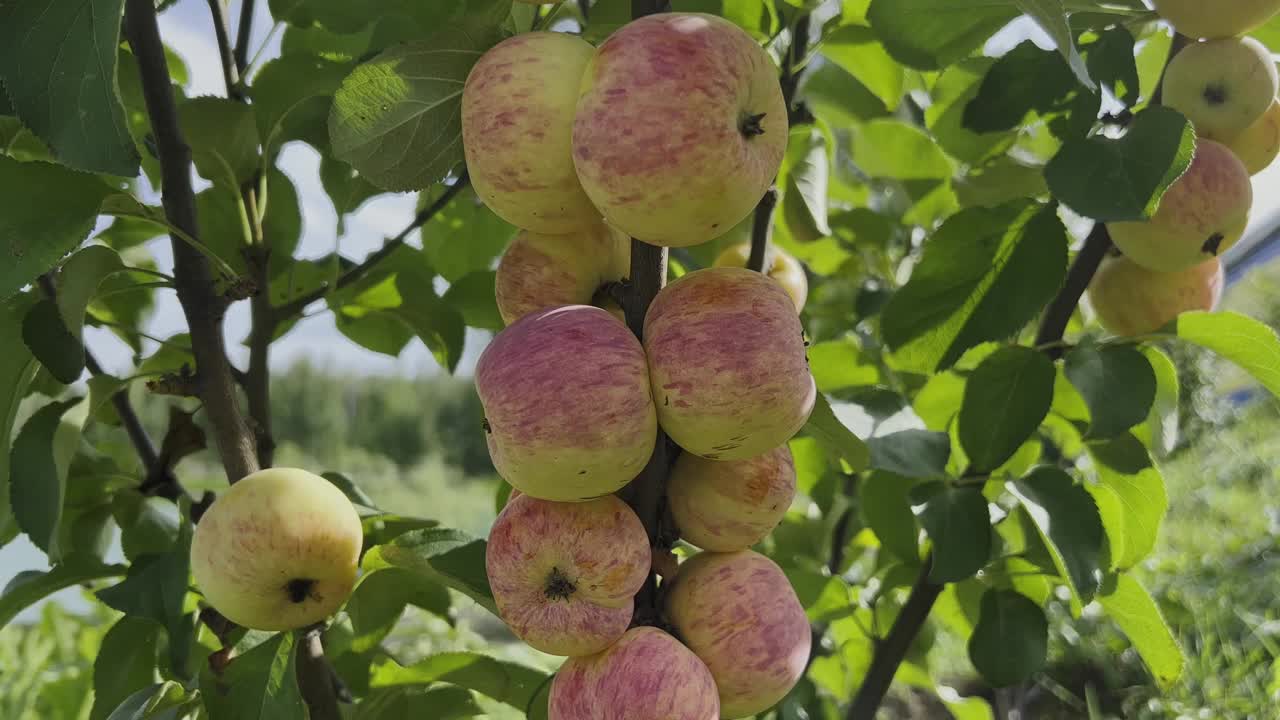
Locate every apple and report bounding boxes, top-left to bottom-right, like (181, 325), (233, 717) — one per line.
(572, 13), (788, 248)
(644, 267), (815, 460)
(549, 626), (720, 719)
(1206, 99), (1280, 175)
(1107, 138), (1252, 272)
(665, 550), (810, 718)
(1088, 254), (1223, 336)
(1162, 37), (1279, 138)
(495, 222), (630, 326)
(1153, 0), (1280, 39)
(713, 242), (809, 311)
(190, 467), (362, 631)
(486, 492), (650, 656)
(462, 32), (599, 233)
(475, 305), (658, 501)
(667, 445), (796, 552)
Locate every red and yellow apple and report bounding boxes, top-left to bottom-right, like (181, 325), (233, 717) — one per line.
(1206, 99), (1280, 175)
(1107, 138), (1252, 272)
(549, 626), (720, 719)
(1162, 37), (1279, 138)
(462, 32), (599, 233)
(190, 467), (363, 631)
(713, 242), (808, 311)
(644, 267), (815, 460)
(667, 445), (796, 552)
(476, 305), (657, 501)
(486, 493), (649, 657)
(572, 13), (788, 247)
(1153, 0), (1280, 39)
(665, 550), (811, 718)
(1088, 254), (1223, 336)
(495, 222), (630, 326)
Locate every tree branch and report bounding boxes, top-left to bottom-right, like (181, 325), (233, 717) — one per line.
(747, 188), (778, 273)
(1034, 223), (1113, 359)
(205, 0), (242, 100)
(233, 0), (256, 74)
(272, 174), (470, 322)
(124, 0), (258, 483)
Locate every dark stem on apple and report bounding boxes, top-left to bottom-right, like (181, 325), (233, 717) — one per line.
(1034, 223), (1114, 360)
(748, 189), (779, 273)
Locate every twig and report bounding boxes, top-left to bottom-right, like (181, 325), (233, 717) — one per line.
(1034, 223), (1113, 360)
(124, 0), (259, 482)
(205, 0), (242, 100)
(295, 628), (344, 720)
(747, 189), (778, 273)
(233, 0), (256, 74)
(272, 174), (470, 321)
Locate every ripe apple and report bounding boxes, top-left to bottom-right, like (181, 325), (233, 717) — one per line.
(665, 550), (810, 718)
(667, 445), (796, 552)
(1107, 138), (1252, 272)
(1162, 37), (1278, 138)
(713, 242), (809, 311)
(475, 305), (658, 501)
(572, 13), (788, 248)
(1153, 0), (1280, 39)
(486, 492), (650, 656)
(495, 222), (630, 326)
(190, 467), (362, 631)
(644, 267), (815, 460)
(1088, 254), (1223, 336)
(549, 626), (720, 719)
(462, 32), (599, 233)
(1206, 99), (1280, 175)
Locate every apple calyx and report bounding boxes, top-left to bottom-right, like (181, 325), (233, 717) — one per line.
(1203, 232), (1225, 256)
(739, 112), (769, 137)
(1203, 83), (1228, 106)
(285, 577), (319, 604)
(544, 566), (578, 600)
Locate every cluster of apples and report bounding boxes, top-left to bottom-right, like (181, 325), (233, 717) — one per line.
(464, 13), (818, 720)
(1089, 0), (1280, 335)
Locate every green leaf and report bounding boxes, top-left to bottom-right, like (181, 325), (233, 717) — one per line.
(9, 398), (83, 553)
(56, 245), (128, 338)
(320, 154), (384, 226)
(1098, 573), (1184, 688)
(1063, 344), (1156, 439)
(1010, 467), (1105, 609)
(781, 126), (832, 241)
(866, 0), (1018, 70)
(1014, 0), (1092, 89)
(201, 632), (308, 720)
(883, 203), (1067, 373)
(859, 471), (921, 564)
(370, 652), (550, 713)
(807, 337), (879, 391)
(1085, 26), (1140, 106)
(393, 276), (466, 373)
(329, 28), (496, 191)
(178, 97), (260, 189)
(925, 58), (1016, 166)
(199, 170), (302, 278)
(0, 557), (124, 630)
(1140, 345), (1180, 454)
(850, 119), (951, 180)
(1176, 311), (1280, 400)
(250, 53), (352, 154)
(1087, 434), (1167, 571)
(419, 186), (516, 282)
(22, 299), (84, 384)
(958, 346), (1055, 473)
(822, 25), (905, 110)
(968, 589), (1048, 687)
(91, 617), (161, 720)
(0, 294), (40, 543)
(912, 484), (991, 583)
(0, 0), (139, 175)
(0, 157), (114, 300)
(362, 527), (495, 614)
(105, 682), (195, 720)
(867, 430), (950, 479)
(443, 271), (503, 331)
(348, 568), (451, 652)
(963, 41), (1078, 133)
(356, 686), (483, 720)
(112, 492), (181, 561)
(803, 394), (871, 473)
(1045, 107), (1195, 222)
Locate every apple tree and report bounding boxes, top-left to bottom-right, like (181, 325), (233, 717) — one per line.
(3, 0), (1280, 718)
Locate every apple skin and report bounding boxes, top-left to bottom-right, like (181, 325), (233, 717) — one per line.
(1162, 37), (1279, 138)
(1107, 138), (1252, 272)
(665, 550), (811, 719)
(1153, 0), (1280, 38)
(1088, 254), (1223, 336)
(486, 493), (650, 657)
(572, 13), (788, 248)
(667, 445), (796, 552)
(476, 305), (658, 501)
(644, 267), (815, 460)
(462, 32), (599, 233)
(549, 626), (720, 719)
(190, 468), (363, 632)
(495, 222), (630, 326)
(1207, 100), (1280, 175)
(713, 242), (809, 311)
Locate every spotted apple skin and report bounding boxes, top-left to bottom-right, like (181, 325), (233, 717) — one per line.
(1088, 254), (1223, 336)
(667, 444), (796, 551)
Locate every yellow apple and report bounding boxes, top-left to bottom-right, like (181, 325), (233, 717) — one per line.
(1153, 0), (1280, 39)
(462, 32), (599, 233)
(712, 242), (809, 311)
(1206, 99), (1280, 175)
(572, 13), (788, 247)
(1088, 254), (1223, 336)
(1162, 37), (1278, 138)
(190, 467), (363, 631)
(667, 445), (796, 552)
(495, 222), (630, 326)
(1107, 138), (1252, 272)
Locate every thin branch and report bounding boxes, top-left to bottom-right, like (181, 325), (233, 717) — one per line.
(124, 0), (259, 483)
(272, 174), (470, 321)
(205, 0), (242, 100)
(1034, 223), (1113, 359)
(233, 0), (256, 74)
(748, 188), (778, 273)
